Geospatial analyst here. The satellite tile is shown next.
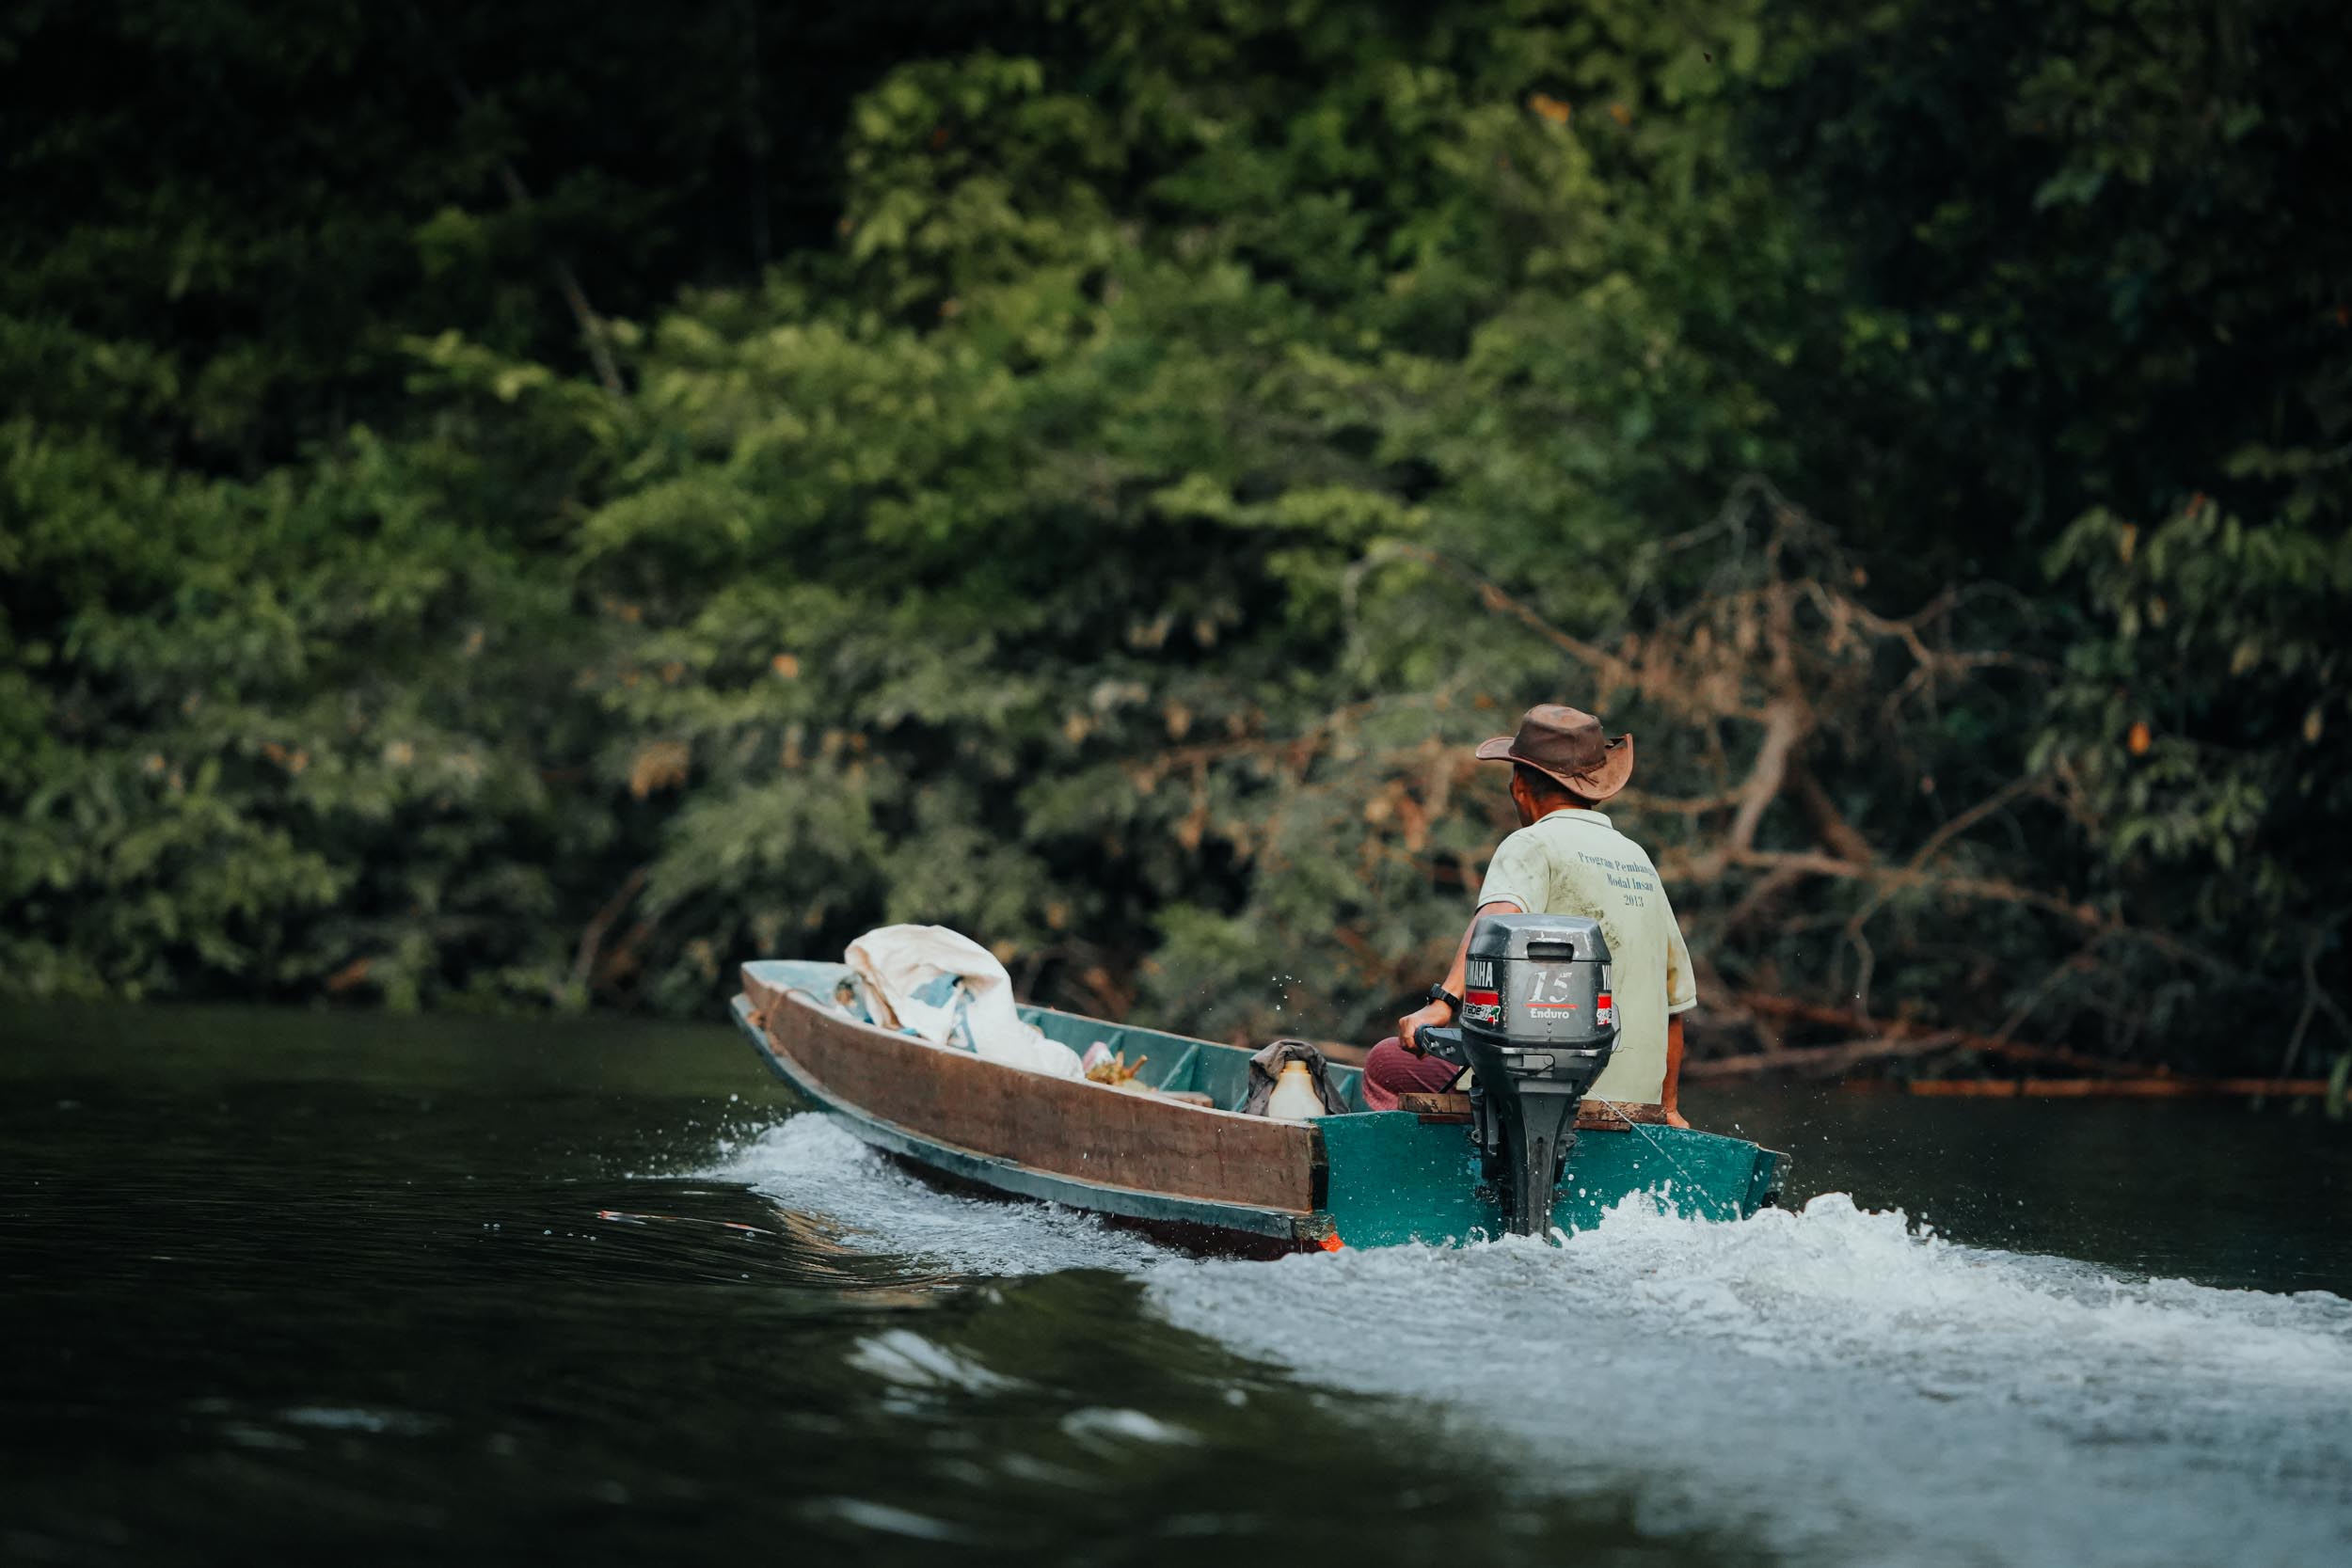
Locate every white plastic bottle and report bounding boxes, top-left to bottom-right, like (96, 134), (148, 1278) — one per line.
(1265, 1060), (1327, 1119)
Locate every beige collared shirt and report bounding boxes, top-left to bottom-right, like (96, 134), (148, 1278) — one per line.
(1474, 807), (1696, 1105)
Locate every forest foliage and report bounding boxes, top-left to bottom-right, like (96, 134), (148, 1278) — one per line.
(5, 0), (2347, 1081)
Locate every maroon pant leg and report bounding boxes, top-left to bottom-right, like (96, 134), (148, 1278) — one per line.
(1359, 1036), (1464, 1112)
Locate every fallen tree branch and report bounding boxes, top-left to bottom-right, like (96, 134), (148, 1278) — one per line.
(1373, 542), (1645, 700)
(1721, 862), (1808, 938)
(1908, 1077), (2331, 1100)
(1902, 773), (2044, 878)
(1724, 700), (1806, 862)
(1683, 847), (2232, 980)
(1613, 785), (1744, 816)
(570, 865), (649, 995)
(1731, 990), (2146, 1075)
(1788, 762), (1876, 864)
(1683, 1029), (1963, 1079)
(1726, 847), (2098, 925)
(2278, 926), (2351, 1079)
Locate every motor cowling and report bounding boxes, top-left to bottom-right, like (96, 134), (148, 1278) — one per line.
(1417, 913), (1618, 1237)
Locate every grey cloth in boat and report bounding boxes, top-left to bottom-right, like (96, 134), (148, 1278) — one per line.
(1242, 1040), (1351, 1117)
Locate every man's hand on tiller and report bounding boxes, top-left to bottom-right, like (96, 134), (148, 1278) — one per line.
(1396, 999), (1453, 1054)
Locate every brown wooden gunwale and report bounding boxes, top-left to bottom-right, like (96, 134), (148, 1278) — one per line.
(1397, 1089), (1668, 1129)
(741, 967), (1322, 1214)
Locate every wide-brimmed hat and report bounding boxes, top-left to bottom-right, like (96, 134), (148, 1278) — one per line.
(1474, 704), (1634, 802)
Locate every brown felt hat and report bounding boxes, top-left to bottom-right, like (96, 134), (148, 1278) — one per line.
(1474, 705), (1634, 803)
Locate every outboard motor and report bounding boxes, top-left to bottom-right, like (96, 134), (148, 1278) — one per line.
(1417, 913), (1618, 1237)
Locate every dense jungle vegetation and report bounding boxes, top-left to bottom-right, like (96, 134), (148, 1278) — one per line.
(6, 0), (2347, 1084)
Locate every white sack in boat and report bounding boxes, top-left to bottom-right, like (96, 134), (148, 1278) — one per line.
(844, 925), (1084, 1080)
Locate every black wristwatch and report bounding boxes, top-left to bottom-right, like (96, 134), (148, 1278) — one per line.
(1424, 983), (1462, 1015)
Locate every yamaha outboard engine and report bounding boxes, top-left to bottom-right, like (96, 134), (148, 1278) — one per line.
(1417, 913), (1618, 1237)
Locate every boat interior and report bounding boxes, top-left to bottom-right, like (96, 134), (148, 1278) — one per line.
(752, 957), (1374, 1115)
(1017, 1002), (1375, 1114)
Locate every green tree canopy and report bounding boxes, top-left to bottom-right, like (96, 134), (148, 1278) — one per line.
(5, 0), (2345, 1082)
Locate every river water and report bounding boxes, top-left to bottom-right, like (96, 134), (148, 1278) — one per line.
(6, 1004), (2349, 1566)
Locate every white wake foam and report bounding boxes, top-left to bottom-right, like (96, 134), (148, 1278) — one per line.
(1148, 1193), (2352, 1568)
(711, 1118), (2352, 1567)
(710, 1117), (1158, 1275)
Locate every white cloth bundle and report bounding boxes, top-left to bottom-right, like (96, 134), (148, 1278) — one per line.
(843, 925), (1084, 1080)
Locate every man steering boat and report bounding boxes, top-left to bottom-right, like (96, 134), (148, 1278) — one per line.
(1363, 704), (1696, 1127)
(730, 701), (1789, 1246)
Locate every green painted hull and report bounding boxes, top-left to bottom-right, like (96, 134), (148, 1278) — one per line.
(733, 959), (1785, 1251)
(1312, 1098), (1784, 1245)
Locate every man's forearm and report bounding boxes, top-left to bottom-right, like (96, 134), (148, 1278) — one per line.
(1402, 902), (1520, 1051)
(1662, 1013), (1687, 1126)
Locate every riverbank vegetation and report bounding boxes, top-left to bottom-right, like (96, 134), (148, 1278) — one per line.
(7, 0), (2346, 1084)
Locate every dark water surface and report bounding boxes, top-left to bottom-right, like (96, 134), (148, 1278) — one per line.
(5, 1005), (2349, 1567)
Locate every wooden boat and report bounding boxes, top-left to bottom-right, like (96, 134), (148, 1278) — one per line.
(734, 958), (1787, 1254)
